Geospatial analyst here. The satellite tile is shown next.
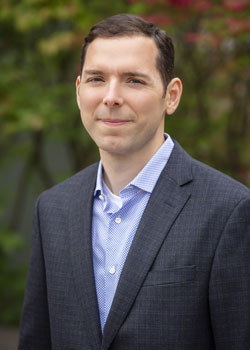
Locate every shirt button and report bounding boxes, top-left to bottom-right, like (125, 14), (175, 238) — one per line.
(109, 266), (116, 275)
(115, 217), (121, 224)
(99, 194), (104, 201)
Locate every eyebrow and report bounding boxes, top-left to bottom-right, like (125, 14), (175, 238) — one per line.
(122, 71), (150, 80)
(83, 70), (103, 76)
(83, 69), (151, 81)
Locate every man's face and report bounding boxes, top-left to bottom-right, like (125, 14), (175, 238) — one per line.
(76, 36), (169, 158)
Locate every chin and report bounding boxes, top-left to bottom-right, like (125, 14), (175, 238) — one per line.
(100, 146), (126, 155)
(97, 138), (126, 152)
(99, 142), (130, 155)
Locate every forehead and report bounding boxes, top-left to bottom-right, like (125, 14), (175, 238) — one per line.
(83, 36), (159, 73)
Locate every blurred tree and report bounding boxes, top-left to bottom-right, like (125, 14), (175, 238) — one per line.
(0, 0), (249, 325)
(131, 0), (250, 184)
(0, 0), (135, 325)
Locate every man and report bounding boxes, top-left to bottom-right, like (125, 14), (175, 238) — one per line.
(19, 14), (250, 350)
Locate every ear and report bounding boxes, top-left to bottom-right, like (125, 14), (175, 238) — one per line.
(165, 78), (182, 115)
(76, 76), (81, 109)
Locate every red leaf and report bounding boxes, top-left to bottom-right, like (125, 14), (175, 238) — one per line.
(145, 14), (173, 26)
(185, 32), (202, 43)
(223, 0), (248, 11)
(168, 0), (193, 7)
(227, 17), (250, 34)
(194, 0), (212, 12)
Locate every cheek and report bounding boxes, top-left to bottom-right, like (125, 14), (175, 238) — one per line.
(133, 96), (165, 119)
(127, 92), (151, 114)
(79, 89), (100, 111)
(129, 90), (163, 110)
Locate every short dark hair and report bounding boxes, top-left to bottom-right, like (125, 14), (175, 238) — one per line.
(80, 14), (174, 93)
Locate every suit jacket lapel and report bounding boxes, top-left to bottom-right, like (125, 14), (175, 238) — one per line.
(102, 141), (193, 349)
(69, 164), (102, 349)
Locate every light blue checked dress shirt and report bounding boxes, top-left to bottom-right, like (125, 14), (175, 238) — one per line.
(92, 134), (174, 331)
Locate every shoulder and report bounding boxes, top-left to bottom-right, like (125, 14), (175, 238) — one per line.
(191, 157), (249, 202)
(170, 140), (250, 206)
(37, 162), (99, 208)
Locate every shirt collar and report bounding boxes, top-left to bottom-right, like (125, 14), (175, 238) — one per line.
(130, 133), (174, 193)
(94, 133), (174, 196)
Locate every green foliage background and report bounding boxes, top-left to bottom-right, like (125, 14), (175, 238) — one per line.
(0, 0), (249, 325)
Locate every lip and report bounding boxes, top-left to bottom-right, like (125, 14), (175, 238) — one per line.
(101, 119), (130, 126)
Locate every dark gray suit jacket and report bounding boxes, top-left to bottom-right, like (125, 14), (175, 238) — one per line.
(19, 141), (250, 349)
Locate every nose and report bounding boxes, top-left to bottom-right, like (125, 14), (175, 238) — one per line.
(103, 81), (123, 107)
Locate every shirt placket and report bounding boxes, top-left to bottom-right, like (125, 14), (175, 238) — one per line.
(104, 207), (123, 322)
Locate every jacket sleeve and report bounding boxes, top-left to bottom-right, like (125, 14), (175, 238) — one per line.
(209, 196), (250, 349)
(18, 196), (51, 350)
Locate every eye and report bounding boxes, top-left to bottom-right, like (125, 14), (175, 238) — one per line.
(128, 78), (145, 85)
(86, 77), (105, 83)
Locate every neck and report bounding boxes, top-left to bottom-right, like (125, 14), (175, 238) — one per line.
(100, 136), (165, 196)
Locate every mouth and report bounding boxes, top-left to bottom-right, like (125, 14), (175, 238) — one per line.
(101, 119), (130, 126)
